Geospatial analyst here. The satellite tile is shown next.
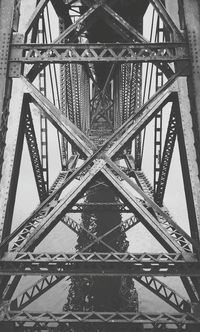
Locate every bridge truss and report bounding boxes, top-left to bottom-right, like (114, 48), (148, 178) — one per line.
(0, 0), (200, 331)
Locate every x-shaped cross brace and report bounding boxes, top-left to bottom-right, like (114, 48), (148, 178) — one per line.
(15, 68), (199, 257)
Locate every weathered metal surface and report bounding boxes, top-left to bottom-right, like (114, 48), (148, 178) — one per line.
(1, 311), (199, 327)
(25, 103), (47, 202)
(0, 252), (198, 276)
(182, 1), (200, 174)
(8, 33), (23, 78)
(155, 101), (177, 205)
(0, 0), (16, 177)
(9, 42), (188, 63)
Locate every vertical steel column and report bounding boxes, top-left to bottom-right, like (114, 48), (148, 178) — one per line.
(80, 66), (90, 134)
(0, 0), (16, 178)
(133, 62), (142, 170)
(166, 0), (200, 301)
(59, 19), (69, 170)
(182, 0), (200, 178)
(38, 13), (49, 191)
(0, 94), (26, 243)
(166, 0), (200, 242)
(113, 67), (122, 130)
(0, 0), (23, 243)
(154, 16), (164, 193)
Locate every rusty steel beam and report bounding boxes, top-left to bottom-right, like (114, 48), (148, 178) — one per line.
(0, 252), (199, 277)
(9, 275), (62, 310)
(25, 102), (47, 202)
(135, 275), (191, 312)
(8, 271), (191, 313)
(9, 42), (188, 64)
(155, 101), (177, 205)
(1, 311), (199, 327)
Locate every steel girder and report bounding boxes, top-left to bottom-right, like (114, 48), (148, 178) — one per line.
(27, 4), (102, 82)
(8, 273), (191, 313)
(181, 0), (200, 239)
(0, 94), (27, 243)
(98, 4), (174, 78)
(9, 275), (62, 310)
(0, 252), (199, 277)
(2, 210), (192, 313)
(9, 42), (188, 64)
(7, 208), (191, 312)
(24, 101), (47, 202)
(68, 202), (131, 213)
(153, 13), (164, 194)
(4, 213), (139, 310)
(25, 1), (175, 82)
(1, 311), (199, 328)
(155, 102), (177, 205)
(134, 275), (191, 313)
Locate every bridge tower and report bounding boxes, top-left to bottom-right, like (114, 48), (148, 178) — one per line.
(0, 0), (200, 331)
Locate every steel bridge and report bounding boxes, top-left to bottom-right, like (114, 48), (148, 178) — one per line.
(0, 0), (200, 331)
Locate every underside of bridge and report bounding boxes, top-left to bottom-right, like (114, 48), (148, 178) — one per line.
(0, 0), (200, 331)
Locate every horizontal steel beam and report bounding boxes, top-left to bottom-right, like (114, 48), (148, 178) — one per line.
(0, 252), (199, 276)
(10, 42), (188, 63)
(1, 311), (199, 327)
(69, 202), (131, 212)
